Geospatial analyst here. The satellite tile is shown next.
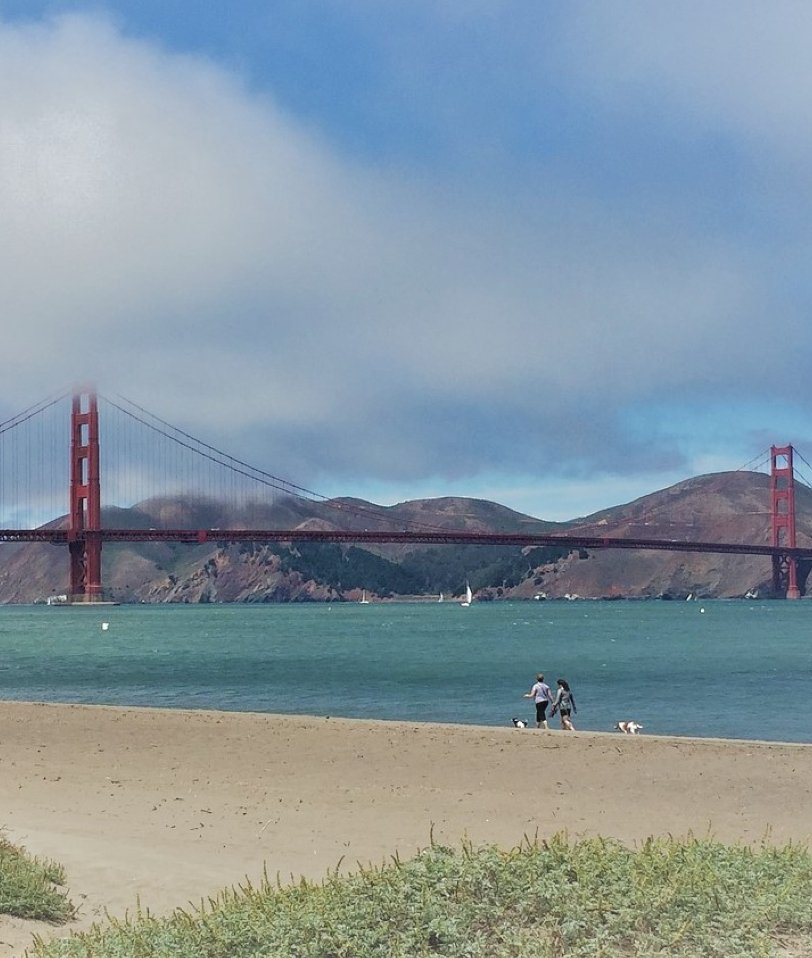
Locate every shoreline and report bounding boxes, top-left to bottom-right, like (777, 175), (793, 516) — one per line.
(2, 696), (810, 749)
(4, 697), (812, 749)
(1, 700), (811, 955)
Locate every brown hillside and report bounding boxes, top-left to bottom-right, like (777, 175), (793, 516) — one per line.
(519, 471), (812, 600)
(0, 470), (808, 602)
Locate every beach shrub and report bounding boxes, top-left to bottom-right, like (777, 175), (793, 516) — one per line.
(31, 834), (812, 957)
(0, 834), (74, 923)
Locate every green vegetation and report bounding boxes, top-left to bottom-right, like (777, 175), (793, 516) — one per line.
(272, 541), (571, 598)
(32, 835), (812, 957)
(400, 544), (570, 594)
(0, 834), (74, 923)
(276, 542), (424, 596)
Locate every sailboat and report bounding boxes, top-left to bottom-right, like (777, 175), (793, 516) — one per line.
(438, 593), (444, 603)
(461, 582), (473, 607)
(359, 590), (370, 604)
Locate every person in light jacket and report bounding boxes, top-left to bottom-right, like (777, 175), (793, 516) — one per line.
(523, 672), (552, 729)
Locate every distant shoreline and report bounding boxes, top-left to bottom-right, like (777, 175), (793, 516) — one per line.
(23, 593), (795, 604)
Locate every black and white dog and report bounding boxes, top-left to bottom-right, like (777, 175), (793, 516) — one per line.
(512, 717), (529, 729)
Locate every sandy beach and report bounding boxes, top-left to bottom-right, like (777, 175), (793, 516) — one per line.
(1, 701), (811, 956)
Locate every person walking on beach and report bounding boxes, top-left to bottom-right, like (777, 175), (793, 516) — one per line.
(523, 673), (552, 729)
(550, 678), (577, 730)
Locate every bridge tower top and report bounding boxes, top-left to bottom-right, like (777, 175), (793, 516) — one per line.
(770, 444), (799, 598)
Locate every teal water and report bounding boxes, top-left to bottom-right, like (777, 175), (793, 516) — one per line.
(0, 601), (809, 742)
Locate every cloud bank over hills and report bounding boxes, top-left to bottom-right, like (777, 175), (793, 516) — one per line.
(1, 5), (811, 519)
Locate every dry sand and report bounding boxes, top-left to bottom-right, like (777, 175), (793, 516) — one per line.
(1, 701), (811, 956)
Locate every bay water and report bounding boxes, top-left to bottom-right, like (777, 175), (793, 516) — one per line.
(0, 599), (809, 743)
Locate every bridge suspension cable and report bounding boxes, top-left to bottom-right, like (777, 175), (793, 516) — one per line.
(100, 393), (458, 535)
(563, 447), (776, 534)
(789, 447), (812, 491)
(0, 389), (72, 529)
(0, 389), (71, 436)
(103, 392), (327, 501)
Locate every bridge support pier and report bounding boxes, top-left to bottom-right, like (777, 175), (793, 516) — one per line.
(69, 388), (102, 601)
(771, 445), (800, 599)
(772, 553), (800, 599)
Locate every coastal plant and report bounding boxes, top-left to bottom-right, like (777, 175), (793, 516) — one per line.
(0, 834), (74, 923)
(30, 834), (812, 957)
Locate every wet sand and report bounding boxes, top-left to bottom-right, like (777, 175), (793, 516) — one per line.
(1, 701), (810, 956)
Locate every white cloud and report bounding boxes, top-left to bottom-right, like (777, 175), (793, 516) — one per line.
(0, 9), (808, 518)
(560, 1), (812, 154)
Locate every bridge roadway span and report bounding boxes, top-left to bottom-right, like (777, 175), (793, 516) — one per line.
(1, 527), (811, 560)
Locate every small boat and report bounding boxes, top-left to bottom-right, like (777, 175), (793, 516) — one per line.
(47, 593), (119, 607)
(745, 589), (759, 600)
(461, 582), (473, 607)
(438, 593), (444, 602)
(359, 590), (370, 604)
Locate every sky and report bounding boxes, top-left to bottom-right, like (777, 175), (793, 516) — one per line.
(2, 1), (812, 521)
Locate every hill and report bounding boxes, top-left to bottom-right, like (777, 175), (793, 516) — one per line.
(518, 470), (812, 600)
(0, 469), (809, 602)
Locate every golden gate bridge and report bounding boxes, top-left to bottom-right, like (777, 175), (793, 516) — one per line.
(0, 386), (809, 602)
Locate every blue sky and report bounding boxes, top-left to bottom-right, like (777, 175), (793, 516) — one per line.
(1, 1), (811, 520)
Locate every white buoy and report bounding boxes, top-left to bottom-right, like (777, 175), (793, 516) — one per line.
(699, 608), (705, 614)
(101, 622), (109, 631)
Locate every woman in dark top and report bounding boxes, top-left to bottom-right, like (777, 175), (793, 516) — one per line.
(550, 678), (577, 730)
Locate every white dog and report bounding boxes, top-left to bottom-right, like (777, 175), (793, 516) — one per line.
(614, 721), (644, 735)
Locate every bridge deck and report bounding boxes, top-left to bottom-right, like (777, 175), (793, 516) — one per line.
(1, 528), (810, 559)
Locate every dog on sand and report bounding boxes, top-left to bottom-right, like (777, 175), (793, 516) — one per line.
(512, 717), (529, 728)
(614, 720), (644, 734)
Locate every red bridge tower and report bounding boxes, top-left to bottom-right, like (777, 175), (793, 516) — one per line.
(771, 444), (800, 599)
(68, 387), (102, 601)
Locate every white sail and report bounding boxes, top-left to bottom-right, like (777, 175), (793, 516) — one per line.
(461, 582), (472, 607)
